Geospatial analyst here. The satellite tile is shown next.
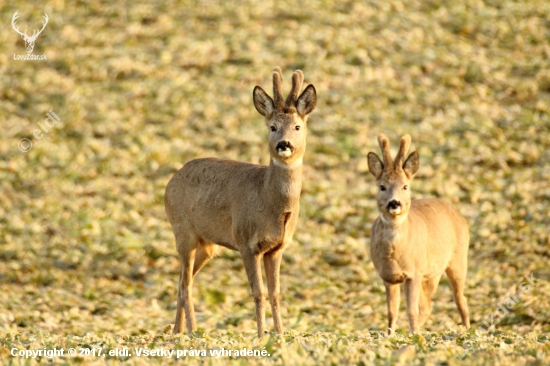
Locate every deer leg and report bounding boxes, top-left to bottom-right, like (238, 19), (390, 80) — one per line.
(242, 250), (265, 338)
(193, 242), (216, 278)
(384, 281), (400, 335)
(172, 224), (198, 334)
(404, 277), (422, 333)
(446, 266), (470, 329)
(264, 248), (284, 334)
(176, 247), (197, 334)
(174, 265), (185, 334)
(418, 287), (431, 329)
(419, 275), (440, 327)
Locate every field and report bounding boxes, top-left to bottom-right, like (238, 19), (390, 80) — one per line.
(1, 0), (549, 364)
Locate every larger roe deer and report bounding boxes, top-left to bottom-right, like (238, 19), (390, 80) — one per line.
(367, 134), (470, 334)
(165, 67), (317, 337)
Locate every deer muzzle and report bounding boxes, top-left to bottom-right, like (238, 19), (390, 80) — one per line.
(276, 141), (293, 157)
(387, 200), (402, 215)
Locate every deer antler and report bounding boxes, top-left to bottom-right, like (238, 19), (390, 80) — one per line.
(378, 134), (393, 168)
(269, 68), (309, 113)
(394, 134), (411, 170)
(272, 67), (284, 110)
(11, 11), (29, 38)
(285, 70), (304, 108)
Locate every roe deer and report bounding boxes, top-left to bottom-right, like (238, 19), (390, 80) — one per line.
(165, 67), (317, 337)
(367, 134), (470, 334)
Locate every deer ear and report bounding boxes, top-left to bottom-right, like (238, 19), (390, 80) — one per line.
(403, 151), (419, 178)
(367, 152), (384, 178)
(253, 86), (274, 117)
(296, 84), (317, 117)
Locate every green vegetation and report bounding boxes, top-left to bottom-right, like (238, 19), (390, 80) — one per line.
(1, 0), (549, 364)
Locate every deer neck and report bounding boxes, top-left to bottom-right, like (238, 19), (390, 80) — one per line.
(377, 212), (411, 248)
(265, 158), (303, 209)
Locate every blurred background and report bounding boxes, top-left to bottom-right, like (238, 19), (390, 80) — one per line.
(1, 0), (549, 339)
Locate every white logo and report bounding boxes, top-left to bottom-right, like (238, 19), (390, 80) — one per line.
(18, 110), (61, 153)
(12, 11), (48, 55)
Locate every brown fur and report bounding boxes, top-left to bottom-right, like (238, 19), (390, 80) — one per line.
(165, 67), (316, 337)
(368, 134), (470, 334)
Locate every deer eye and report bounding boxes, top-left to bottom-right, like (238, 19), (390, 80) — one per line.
(270, 126), (276, 132)
(403, 185), (408, 190)
(295, 125), (301, 131)
(379, 185), (386, 191)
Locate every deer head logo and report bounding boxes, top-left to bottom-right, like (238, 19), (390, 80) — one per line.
(12, 11), (49, 54)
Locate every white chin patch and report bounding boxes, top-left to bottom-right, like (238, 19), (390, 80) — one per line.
(389, 207), (402, 215)
(278, 149), (292, 157)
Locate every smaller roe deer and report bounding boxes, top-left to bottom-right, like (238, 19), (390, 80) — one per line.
(367, 134), (470, 334)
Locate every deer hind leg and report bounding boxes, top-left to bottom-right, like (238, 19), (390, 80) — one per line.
(264, 248), (284, 334)
(384, 281), (400, 335)
(418, 275), (441, 327)
(241, 249), (265, 338)
(404, 277), (422, 333)
(446, 265), (470, 329)
(193, 241), (217, 278)
(172, 222), (199, 334)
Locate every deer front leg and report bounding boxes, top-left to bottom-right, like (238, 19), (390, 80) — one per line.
(384, 281), (400, 335)
(242, 250), (266, 338)
(404, 277), (421, 333)
(264, 248), (284, 334)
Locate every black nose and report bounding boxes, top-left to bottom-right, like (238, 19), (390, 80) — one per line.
(276, 141), (293, 151)
(387, 200), (401, 210)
